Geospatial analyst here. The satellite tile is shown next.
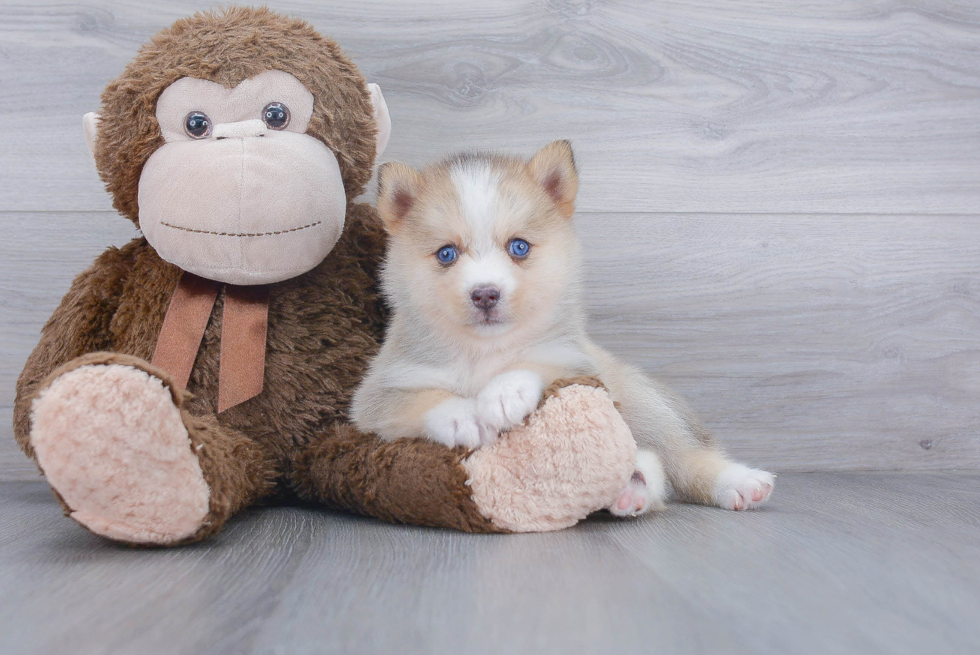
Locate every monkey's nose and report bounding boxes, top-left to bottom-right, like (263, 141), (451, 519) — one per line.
(470, 286), (500, 310)
(211, 119), (268, 140)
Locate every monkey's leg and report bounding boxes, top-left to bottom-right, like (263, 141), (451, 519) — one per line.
(28, 353), (276, 546)
(292, 378), (637, 533)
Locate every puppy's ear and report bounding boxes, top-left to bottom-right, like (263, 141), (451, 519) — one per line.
(377, 162), (422, 232)
(528, 140), (578, 218)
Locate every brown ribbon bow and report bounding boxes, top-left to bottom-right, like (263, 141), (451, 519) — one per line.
(151, 272), (269, 413)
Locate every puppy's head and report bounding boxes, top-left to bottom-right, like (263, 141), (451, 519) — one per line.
(377, 140), (580, 342)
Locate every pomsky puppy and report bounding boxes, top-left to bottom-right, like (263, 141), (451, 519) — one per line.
(352, 141), (774, 515)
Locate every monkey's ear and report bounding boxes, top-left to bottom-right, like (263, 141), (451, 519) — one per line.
(367, 83), (391, 160)
(82, 112), (100, 157)
(528, 140), (579, 219)
(376, 162), (422, 232)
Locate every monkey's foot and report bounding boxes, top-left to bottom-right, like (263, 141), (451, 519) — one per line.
(464, 380), (636, 532)
(31, 361), (210, 544)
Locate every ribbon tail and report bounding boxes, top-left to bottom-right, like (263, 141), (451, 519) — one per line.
(151, 273), (220, 390)
(218, 284), (270, 413)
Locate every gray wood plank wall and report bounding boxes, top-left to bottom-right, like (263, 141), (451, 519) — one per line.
(2, 1), (978, 479)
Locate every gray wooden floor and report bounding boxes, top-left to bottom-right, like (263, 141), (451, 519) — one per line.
(1, 473), (978, 655)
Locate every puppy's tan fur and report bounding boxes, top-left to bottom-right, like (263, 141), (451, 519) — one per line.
(354, 142), (775, 512)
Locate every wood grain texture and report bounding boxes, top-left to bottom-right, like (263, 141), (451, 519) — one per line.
(1, 473), (978, 654)
(0, 212), (138, 480)
(2, 211), (978, 479)
(1, 0), (979, 213)
(579, 213), (980, 471)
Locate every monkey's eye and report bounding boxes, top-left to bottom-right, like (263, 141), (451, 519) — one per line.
(262, 102), (290, 130)
(183, 112), (212, 139)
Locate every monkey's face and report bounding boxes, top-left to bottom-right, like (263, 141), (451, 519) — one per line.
(136, 71), (348, 285)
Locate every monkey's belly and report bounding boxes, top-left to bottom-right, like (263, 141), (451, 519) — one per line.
(106, 235), (382, 469)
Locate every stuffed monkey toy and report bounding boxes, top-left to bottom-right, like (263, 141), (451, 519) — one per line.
(13, 7), (636, 546)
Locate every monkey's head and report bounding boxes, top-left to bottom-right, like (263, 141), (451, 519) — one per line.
(84, 7), (391, 285)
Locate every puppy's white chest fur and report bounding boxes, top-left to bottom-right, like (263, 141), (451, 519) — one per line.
(450, 353), (520, 398)
(376, 335), (595, 398)
(445, 340), (596, 397)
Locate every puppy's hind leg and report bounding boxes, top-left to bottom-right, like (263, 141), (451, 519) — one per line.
(590, 346), (774, 510)
(674, 448), (774, 510)
(607, 449), (668, 516)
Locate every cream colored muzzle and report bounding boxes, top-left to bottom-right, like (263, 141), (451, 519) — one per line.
(137, 126), (347, 285)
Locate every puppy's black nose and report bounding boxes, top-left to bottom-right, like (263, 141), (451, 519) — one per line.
(470, 286), (500, 310)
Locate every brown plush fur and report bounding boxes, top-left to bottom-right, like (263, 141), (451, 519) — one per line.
(14, 8), (506, 543)
(293, 426), (504, 533)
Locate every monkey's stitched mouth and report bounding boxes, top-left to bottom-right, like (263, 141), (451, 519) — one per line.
(158, 220), (322, 237)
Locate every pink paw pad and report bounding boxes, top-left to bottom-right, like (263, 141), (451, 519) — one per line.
(608, 450), (667, 518)
(610, 470), (648, 516)
(713, 465), (775, 511)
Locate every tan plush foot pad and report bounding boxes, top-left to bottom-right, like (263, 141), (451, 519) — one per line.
(464, 383), (636, 532)
(31, 364), (210, 544)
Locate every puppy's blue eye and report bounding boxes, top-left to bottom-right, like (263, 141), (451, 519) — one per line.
(436, 245), (458, 265)
(508, 238), (531, 258)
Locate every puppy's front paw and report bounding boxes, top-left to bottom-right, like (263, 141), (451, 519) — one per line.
(476, 369), (544, 432)
(608, 449), (668, 517)
(424, 398), (488, 449)
(713, 464), (775, 510)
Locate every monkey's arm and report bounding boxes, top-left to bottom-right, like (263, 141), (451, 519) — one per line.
(293, 421), (505, 533)
(13, 243), (135, 459)
(294, 377), (637, 534)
